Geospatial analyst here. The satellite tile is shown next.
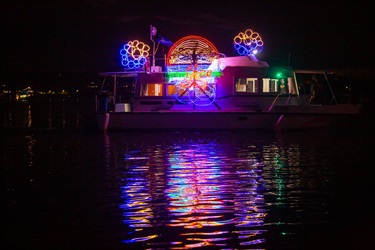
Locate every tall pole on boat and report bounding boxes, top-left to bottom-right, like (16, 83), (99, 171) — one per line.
(113, 74), (117, 106)
(150, 25), (157, 67)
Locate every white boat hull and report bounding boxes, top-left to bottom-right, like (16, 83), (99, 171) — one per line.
(96, 104), (361, 131)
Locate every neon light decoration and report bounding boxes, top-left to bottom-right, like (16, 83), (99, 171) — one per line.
(173, 64), (217, 106)
(165, 35), (221, 107)
(120, 40), (150, 70)
(167, 71), (221, 78)
(167, 35), (219, 65)
(233, 29), (264, 56)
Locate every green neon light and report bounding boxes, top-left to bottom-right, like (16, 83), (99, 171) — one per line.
(276, 72), (284, 78)
(166, 71), (222, 78)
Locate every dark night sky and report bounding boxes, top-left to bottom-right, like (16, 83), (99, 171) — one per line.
(2, 0), (374, 76)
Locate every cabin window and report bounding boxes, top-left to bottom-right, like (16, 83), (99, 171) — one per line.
(166, 83), (188, 97)
(235, 78), (258, 93)
(262, 78), (279, 93)
(167, 84), (179, 96)
(141, 83), (164, 96)
(287, 77), (296, 94)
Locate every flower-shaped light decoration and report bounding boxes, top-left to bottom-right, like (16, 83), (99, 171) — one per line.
(233, 29), (264, 56)
(120, 40), (150, 70)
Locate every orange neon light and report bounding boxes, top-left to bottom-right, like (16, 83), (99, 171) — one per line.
(167, 35), (219, 65)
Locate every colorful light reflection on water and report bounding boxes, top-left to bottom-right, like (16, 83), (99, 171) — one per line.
(2, 128), (373, 249)
(111, 132), (331, 249)
(2, 95), (374, 249)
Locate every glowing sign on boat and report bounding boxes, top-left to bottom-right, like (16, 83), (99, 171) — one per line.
(167, 71), (222, 78)
(167, 35), (219, 65)
(166, 35), (221, 107)
(120, 40), (150, 70)
(173, 64), (217, 106)
(233, 29), (264, 56)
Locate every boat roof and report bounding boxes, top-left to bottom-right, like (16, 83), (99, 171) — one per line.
(98, 71), (161, 77)
(294, 69), (334, 74)
(99, 55), (270, 77)
(208, 55), (269, 71)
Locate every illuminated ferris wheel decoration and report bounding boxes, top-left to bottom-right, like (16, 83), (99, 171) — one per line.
(167, 35), (221, 107)
(233, 29), (264, 56)
(167, 35), (219, 65)
(120, 40), (150, 70)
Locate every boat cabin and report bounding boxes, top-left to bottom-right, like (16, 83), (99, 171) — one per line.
(97, 55), (305, 113)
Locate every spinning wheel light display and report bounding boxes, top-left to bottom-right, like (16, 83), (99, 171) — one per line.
(120, 40), (150, 70)
(167, 35), (219, 65)
(166, 35), (221, 108)
(234, 29), (264, 56)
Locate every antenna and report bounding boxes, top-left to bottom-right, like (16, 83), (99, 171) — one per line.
(150, 25), (157, 67)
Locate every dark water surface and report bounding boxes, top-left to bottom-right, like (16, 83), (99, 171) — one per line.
(1, 96), (374, 249)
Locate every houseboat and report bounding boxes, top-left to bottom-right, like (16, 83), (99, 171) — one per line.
(95, 28), (361, 131)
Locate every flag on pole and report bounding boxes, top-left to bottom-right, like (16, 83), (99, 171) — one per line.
(156, 36), (173, 47)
